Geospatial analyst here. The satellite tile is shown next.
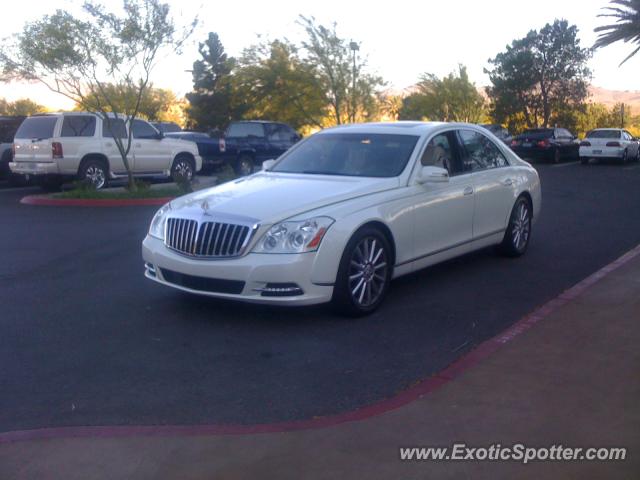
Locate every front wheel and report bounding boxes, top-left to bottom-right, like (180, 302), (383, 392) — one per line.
(500, 197), (532, 257)
(171, 155), (195, 183)
(332, 227), (392, 317)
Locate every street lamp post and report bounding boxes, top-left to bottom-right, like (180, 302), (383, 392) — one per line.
(349, 41), (359, 124)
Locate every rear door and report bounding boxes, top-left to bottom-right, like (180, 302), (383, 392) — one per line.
(101, 118), (130, 174)
(458, 129), (515, 239)
(57, 115), (97, 174)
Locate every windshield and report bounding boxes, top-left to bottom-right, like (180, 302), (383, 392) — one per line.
(523, 129), (554, 136)
(15, 116), (57, 140)
(271, 133), (419, 178)
(586, 130), (621, 139)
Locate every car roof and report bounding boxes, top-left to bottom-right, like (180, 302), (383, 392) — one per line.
(590, 128), (623, 131)
(317, 121), (482, 136)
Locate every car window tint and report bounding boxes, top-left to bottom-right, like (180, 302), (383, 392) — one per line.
(132, 120), (158, 139)
(586, 130), (621, 139)
(227, 123), (264, 137)
(421, 134), (454, 173)
(459, 130), (508, 172)
(60, 116), (96, 137)
(268, 125), (292, 141)
(102, 118), (128, 139)
(272, 133), (419, 178)
(14, 116), (58, 139)
(0, 119), (24, 143)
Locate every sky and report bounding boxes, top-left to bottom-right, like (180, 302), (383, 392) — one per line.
(0, 0), (638, 110)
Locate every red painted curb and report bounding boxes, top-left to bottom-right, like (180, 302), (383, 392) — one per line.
(20, 195), (174, 207)
(1, 243), (639, 444)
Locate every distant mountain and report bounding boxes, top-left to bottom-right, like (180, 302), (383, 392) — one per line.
(587, 86), (640, 111)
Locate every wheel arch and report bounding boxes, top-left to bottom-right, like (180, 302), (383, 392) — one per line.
(78, 153), (109, 175)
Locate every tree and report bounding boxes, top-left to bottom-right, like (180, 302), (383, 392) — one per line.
(233, 39), (327, 131)
(0, 98), (47, 116)
(0, 0), (196, 189)
(75, 85), (184, 124)
(298, 16), (384, 125)
(486, 20), (591, 130)
(186, 32), (237, 132)
(594, 0), (640, 64)
(398, 65), (485, 122)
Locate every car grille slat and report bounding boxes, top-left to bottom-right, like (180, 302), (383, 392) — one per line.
(165, 218), (251, 258)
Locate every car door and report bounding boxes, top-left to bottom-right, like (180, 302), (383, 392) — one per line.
(623, 130), (639, 157)
(101, 117), (130, 174)
(458, 129), (516, 240)
(410, 130), (474, 262)
(132, 120), (171, 173)
(57, 115), (97, 174)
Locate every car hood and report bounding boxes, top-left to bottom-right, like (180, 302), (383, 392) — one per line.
(169, 172), (400, 224)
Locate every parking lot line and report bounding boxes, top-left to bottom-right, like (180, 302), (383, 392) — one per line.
(552, 161), (580, 168)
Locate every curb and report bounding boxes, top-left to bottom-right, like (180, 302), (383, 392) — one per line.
(1, 243), (639, 444)
(20, 195), (174, 207)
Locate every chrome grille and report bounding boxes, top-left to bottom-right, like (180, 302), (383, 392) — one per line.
(165, 218), (251, 258)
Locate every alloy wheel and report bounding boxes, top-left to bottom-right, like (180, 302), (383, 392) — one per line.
(174, 160), (193, 181)
(85, 165), (106, 189)
(348, 237), (388, 308)
(512, 202), (531, 251)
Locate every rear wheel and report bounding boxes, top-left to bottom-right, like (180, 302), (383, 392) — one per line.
(234, 154), (254, 177)
(580, 157), (589, 165)
(621, 149), (629, 164)
(332, 227), (392, 317)
(40, 176), (65, 192)
(78, 159), (108, 189)
(553, 148), (561, 164)
(500, 196), (532, 257)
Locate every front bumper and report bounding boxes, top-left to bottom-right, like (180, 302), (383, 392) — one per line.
(9, 161), (59, 176)
(142, 235), (334, 306)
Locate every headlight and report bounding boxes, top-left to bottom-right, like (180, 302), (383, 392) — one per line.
(148, 203), (172, 240)
(252, 216), (334, 254)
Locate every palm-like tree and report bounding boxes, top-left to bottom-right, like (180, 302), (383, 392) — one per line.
(594, 0), (640, 64)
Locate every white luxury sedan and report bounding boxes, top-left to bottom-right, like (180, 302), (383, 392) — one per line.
(579, 128), (640, 164)
(142, 122), (541, 315)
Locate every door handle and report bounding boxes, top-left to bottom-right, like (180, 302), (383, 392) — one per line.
(502, 178), (513, 186)
(463, 186), (474, 196)
(135, 143), (142, 148)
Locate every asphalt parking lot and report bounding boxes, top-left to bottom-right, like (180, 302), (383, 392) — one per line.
(1, 159), (640, 434)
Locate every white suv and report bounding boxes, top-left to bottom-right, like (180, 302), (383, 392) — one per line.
(10, 112), (202, 190)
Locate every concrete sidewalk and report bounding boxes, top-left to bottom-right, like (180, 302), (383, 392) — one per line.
(1, 251), (639, 479)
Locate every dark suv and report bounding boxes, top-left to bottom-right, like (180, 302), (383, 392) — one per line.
(0, 116), (26, 180)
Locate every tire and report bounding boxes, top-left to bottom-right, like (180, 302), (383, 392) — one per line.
(171, 155), (195, 182)
(500, 196), (532, 257)
(553, 148), (561, 164)
(233, 154), (254, 177)
(621, 149), (628, 164)
(332, 226), (392, 317)
(580, 157), (589, 165)
(78, 158), (108, 189)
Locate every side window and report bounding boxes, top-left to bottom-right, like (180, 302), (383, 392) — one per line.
(60, 116), (96, 137)
(558, 128), (572, 139)
(227, 123), (265, 138)
(132, 120), (158, 139)
(458, 130), (509, 172)
(420, 132), (464, 175)
(102, 119), (127, 139)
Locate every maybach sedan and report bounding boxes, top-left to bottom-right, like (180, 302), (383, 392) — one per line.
(142, 122), (541, 315)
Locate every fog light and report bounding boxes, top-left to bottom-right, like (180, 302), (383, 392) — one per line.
(255, 283), (304, 297)
(145, 262), (156, 277)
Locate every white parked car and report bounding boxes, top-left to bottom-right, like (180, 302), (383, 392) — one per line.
(10, 112), (202, 190)
(143, 122), (541, 315)
(579, 128), (640, 164)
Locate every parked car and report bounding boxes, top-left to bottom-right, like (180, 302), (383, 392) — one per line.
(221, 121), (301, 176)
(165, 131), (224, 172)
(579, 128), (640, 164)
(480, 124), (512, 145)
(0, 116), (26, 181)
(10, 113), (202, 190)
(510, 128), (579, 163)
(143, 122), (541, 316)
(151, 121), (182, 134)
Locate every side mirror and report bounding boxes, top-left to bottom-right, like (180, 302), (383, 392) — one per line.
(155, 131), (164, 140)
(417, 166), (449, 184)
(262, 159), (276, 171)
